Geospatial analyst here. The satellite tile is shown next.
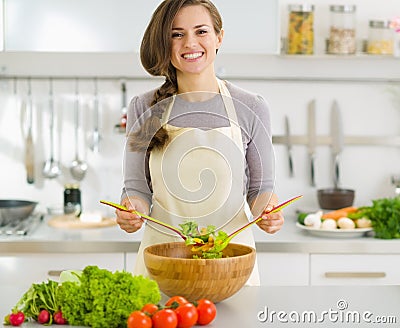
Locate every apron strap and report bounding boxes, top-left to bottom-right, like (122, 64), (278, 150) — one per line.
(217, 79), (244, 156)
(160, 79), (244, 155)
(161, 96), (175, 126)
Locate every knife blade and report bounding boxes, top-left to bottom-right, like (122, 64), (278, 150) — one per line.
(330, 100), (344, 189)
(284, 115), (294, 177)
(307, 99), (316, 186)
(25, 79), (35, 184)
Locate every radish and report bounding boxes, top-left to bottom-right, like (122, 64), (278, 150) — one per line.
(37, 309), (50, 324)
(53, 311), (67, 325)
(9, 311), (25, 326)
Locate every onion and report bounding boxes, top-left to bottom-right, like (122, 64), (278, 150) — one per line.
(337, 217), (356, 229)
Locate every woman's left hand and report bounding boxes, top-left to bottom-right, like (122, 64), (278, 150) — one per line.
(256, 206), (284, 234)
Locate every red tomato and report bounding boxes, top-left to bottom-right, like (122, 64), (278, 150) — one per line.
(141, 303), (159, 316)
(175, 303), (198, 328)
(9, 311), (25, 326)
(127, 311), (152, 328)
(165, 296), (189, 307)
(196, 299), (217, 325)
(152, 309), (178, 328)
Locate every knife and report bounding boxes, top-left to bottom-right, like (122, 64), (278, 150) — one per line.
(307, 99), (316, 186)
(330, 100), (344, 189)
(25, 79), (35, 184)
(284, 115), (294, 177)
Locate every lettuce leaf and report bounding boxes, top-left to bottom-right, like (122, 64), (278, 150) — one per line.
(57, 266), (161, 328)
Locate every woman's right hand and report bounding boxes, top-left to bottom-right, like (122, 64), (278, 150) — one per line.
(116, 196), (149, 233)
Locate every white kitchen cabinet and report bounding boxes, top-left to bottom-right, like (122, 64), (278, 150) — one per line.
(257, 253), (309, 286)
(4, 0), (161, 52)
(125, 252), (138, 273)
(0, 253), (125, 285)
(310, 254), (400, 286)
(0, 253), (125, 318)
(125, 252), (310, 286)
(4, 0), (279, 54)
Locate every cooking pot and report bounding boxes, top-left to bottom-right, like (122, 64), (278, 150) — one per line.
(317, 188), (355, 210)
(0, 200), (38, 226)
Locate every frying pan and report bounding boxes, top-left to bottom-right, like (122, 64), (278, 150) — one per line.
(0, 200), (38, 226)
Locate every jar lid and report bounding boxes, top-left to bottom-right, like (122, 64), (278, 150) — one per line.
(65, 183), (80, 189)
(329, 5), (356, 13)
(369, 20), (391, 29)
(288, 4), (314, 12)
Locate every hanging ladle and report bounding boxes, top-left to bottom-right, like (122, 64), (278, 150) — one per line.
(70, 79), (88, 181)
(42, 78), (61, 179)
(89, 78), (101, 153)
(100, 195), (302, 251)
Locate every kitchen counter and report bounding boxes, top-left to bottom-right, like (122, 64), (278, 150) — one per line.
(0, 215), (399, 254)
(1, 285), (399, 327)
(2, 216), (400, 327)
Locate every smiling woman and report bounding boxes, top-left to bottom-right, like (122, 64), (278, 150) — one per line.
(116, 0), (282, 287)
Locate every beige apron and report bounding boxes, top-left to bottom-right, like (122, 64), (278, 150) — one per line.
(134, 79), (260, 286)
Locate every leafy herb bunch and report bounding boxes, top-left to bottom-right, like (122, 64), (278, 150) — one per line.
(350, 197), (400, 239)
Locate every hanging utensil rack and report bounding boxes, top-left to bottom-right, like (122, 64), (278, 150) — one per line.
(272, 135), (400, 147)
(3, 75), (400, 147)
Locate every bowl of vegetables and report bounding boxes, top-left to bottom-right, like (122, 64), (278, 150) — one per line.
(143, 241), (256, 303)
(102, 196), (302, 302)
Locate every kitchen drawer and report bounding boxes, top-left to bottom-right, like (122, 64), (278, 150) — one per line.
(125, 252), (137, 272)
(257, 253), (309, 286)
(310, 254), (400, 286)
(0, 253), (125, 285)
(0, 253), (125, 318)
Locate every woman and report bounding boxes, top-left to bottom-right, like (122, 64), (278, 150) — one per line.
(116, 0), (284, 285)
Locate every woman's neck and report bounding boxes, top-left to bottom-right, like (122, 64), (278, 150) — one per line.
(176, 72), (220, 95)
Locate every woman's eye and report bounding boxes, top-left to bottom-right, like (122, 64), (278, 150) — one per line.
(172, 32), (183, 38)
(197, 29), (208, 35)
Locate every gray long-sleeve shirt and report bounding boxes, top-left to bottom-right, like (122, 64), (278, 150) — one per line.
(121, 80), (274, 208)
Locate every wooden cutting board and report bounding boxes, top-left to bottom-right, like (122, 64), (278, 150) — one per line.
(48, 214), (117, 229)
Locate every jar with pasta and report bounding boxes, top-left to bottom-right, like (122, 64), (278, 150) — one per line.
(287, 4), (315, 55)
(327, 5), (356, 55)
(367, 20), (393, 55)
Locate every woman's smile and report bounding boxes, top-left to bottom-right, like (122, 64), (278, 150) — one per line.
(182, 51), (204, 60)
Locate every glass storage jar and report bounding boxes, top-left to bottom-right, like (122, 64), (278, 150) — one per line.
(327, 5), (356, 55)
(64, 183), (82, 215)
(287, 4), (315, 55)
(367, 20), (393, 55)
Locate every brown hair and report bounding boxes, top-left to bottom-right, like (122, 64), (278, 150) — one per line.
(129, 0), (223, 152)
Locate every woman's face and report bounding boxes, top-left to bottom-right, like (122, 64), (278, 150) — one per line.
(170, 5), (223, 77)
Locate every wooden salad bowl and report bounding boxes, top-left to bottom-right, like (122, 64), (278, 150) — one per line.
(143, 242), (256, 303)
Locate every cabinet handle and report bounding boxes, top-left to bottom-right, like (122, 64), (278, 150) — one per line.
(48, 270), (63, 277)
(325, 272), (386, 278)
